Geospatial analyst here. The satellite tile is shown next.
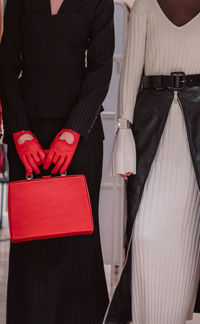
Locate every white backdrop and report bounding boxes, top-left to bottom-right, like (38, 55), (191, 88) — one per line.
(99, 0), (129, 272)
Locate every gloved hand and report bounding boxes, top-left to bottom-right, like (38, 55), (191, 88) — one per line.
(13, 130), (45, 176)
(43, 129), (80, 175)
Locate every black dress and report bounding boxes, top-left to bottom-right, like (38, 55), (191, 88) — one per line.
(0, 0), (115, 323)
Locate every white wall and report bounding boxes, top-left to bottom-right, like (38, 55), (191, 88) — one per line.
(99, 1), (129, 269)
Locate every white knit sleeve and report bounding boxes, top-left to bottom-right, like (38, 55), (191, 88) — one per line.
(110, 0), (147, 177)
(110, 127), (137, 177)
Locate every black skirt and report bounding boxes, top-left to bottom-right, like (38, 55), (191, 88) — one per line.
(6, 118), (109, 324)
(104, 86), (200, 323)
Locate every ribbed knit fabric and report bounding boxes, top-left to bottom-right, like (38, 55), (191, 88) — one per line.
(7, 118), (109, 324)
(109, 0), (200, 322)
(110, 0), (200, 176)
(131, 92), (200, 324)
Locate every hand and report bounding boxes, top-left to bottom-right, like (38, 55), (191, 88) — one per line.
(120, 172), (133, 181)
(13, 131), (45, 176)
(43, 129), (80, 175)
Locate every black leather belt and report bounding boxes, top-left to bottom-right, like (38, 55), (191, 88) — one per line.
(142, 72), (200, 90)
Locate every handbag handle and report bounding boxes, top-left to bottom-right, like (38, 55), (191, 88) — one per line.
(26, 172), (67, 180)
(26, 174), (33, 180)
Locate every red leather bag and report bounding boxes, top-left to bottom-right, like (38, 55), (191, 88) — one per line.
(8, 174), (94, 243)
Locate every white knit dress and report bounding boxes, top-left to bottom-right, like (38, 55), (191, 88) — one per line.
(110, 0), (200, 323)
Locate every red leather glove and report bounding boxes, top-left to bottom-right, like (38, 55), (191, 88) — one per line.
(43, 129), (80, 175)
(13, 131), (45, 176)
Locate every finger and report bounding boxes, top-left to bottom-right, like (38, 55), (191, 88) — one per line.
(38, 150), (46, 164)
(60, 156), (70, 175)
(52, 152), (60, 165)
(32, 152), (42, 165)
(43, 150), (55, 170)
(51, 156), (65, 175)
(21, 155), (33, 175)
(26, 154), (40, 174)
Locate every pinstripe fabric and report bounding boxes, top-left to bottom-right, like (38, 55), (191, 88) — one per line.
(0, 1), (114, 318)
(0, 0), (31, 137)
(0, 0), (114, 142)
(131, 93), (200, 324)
(0, 1), (113, 322)
(6, 118), (108, 324)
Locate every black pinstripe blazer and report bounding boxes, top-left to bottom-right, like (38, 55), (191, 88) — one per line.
(0, 0), (115, 144)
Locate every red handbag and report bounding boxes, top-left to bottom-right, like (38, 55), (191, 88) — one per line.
(8, 174), (94, 243)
